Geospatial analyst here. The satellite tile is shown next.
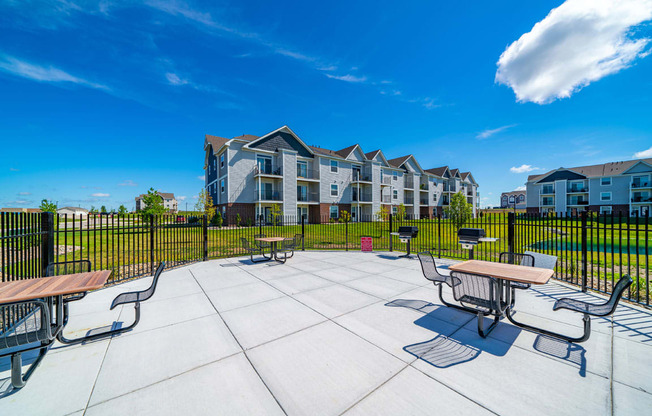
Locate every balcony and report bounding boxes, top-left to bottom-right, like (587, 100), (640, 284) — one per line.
(404, 175), (414, 189)
(351, 171), (373, 183)
(381, 195), (391, 203)
(541, 198), (554, 206)
(567, 199), (588, 206)
(631, 181), (652, 189)
(254, 190), (283, 201)
(567, 187), (588, 193)
(420, 197), (429, 205)
(631, 196), (652, 203)
(419, 182), (429, 192)
(297, 169), (320, 181)
(443, 185), (456, 193)
(254, 165), (282, 177)
(540, 187), (555, 195)
(352, 193), (373, 203)
(297, 192), (319, 203)
(442, 198), (450, 205)
(404, 196), (414, 205)
(381, 176), (392, 186)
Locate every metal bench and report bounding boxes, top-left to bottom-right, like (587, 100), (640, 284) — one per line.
(56, 262), (166, 345)
(275, 238), (296, 263)
(450, 271), (508, 338)
(498, 252), (535, 307)
(241, 237), (268, 263)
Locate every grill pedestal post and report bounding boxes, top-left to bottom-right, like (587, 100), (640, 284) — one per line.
(399, 239), (413, 259)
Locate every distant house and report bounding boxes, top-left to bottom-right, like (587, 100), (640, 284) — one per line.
(0, 208), (42, 213)
(135, 192), (178, 213)
(57, 207), (89, 216)
(500, 191), (526, 209)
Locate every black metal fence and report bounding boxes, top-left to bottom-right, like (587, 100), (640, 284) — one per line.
(1, 211), (650, 306)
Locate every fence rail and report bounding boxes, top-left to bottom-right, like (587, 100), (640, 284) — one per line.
(1, 211), (650, 306)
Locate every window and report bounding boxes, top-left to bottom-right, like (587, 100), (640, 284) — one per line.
(330, 184), (338, 197)
(213, 159), (217, 172)
(600, 206), (612, 214)
(600, 192), (611, 201)
(220, 179), (225, 193)
(392, 206), (398, 214)
(509, 196), (515, 203)
(433, 193), (437, 202)
(297, 161), (307, 177)
(519, 195), (525, 202)
(329, 205), (339, 219)
(220, 154), (225, 168)
(392, 171), (398, 181)
(330, 160), (338, 173)
(393, 189), (398, 200)
(601, 177), (611, 186)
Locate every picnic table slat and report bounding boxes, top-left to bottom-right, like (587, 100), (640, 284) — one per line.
(448, 260), (553, 285)
(0, 271), (112, 303)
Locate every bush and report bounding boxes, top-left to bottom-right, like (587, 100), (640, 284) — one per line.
(236, 213), (241, 227)
(187, 216), (199, 224)
(244, 218), (252, 227)
(211, 211), (223, 227)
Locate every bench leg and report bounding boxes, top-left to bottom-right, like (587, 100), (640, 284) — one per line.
(10, 344), (49, 389)
(506, 308), (591, 343)
(57, 303), (141, 345)
(477, 312), (500, 338)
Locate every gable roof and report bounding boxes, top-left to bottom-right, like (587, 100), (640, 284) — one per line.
(425, 166), (449, 177)
(334, 144), (360, 159)
(244, 126), (314, 157)
(387, 155), (412, 168)
(309, 145), (340, 158)
(528, 158), (652, 182)
(365, 150), (381, 160)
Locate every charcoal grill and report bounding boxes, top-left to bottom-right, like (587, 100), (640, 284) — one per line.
(457, 228), (497, 259)
(391, 226), (419, 258)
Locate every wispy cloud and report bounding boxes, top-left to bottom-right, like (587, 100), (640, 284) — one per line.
(9, 167), (19, 171)
(325, 74), (367, 83)
(178, 196), (187, 201)
(118, 179), (138, 187)
(7, 200), (31, 205)
(197, 175), (204, 181)
(0, 55), (109, 91)
(496, 0), (652, 104)
(514, 185), (526, 191)
(165, 72), (189, 86)
(510, 164), (541, 173)
(476, 124), (516, 139)
(18, 192), (32, 196)
(92, 192), (110, 197)
(634, 146), (652, 159)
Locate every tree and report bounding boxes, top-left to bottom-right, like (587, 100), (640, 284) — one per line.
(100, 205), (107, 213)
(195, 189), (216, 222)
(445, 191), (473, 230)
(39, 199), (57, 213)
(375, 206), (390, 222)
(139, 188), (167, 220)
(339, 210), (351, 223)
(235, 213), (241, 227)
(270, 204), (283, 225)
(396, 204), (406, 221)
(212, 211), (223, 227)
(89, 206), (98, 214)
(118, 205), (128, 218)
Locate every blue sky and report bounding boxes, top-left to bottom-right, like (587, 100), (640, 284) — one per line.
(1, 0), (651, 210)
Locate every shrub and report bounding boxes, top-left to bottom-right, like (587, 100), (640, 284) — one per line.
(236, 213), (241, 227)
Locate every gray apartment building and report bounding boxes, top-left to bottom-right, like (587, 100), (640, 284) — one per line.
(135, 192), (178, 213)
(501, 190), (526, 209)
(525, 158), (652, 216)
(203, 126), (479, 223)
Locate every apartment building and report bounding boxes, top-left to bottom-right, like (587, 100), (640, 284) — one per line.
(135, 192), (178, 213)
(501, 190), (526, 209)
(525, 158), (652, 216)
(204, 126), (479, 223)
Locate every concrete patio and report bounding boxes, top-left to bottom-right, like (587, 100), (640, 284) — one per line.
(1, 250), (651, 416)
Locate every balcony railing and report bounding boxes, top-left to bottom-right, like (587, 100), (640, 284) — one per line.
(632, 182), (651, 189)
(297, 169), (320, 180)
(352, 171), (372, 182)
(352, 193), (373, 202)
(419, 198), (429, 205)
(297, 192), (319, 202)
(541, 199), (554, 206)
(540, 187), (554, 195)
(381, 195), (391, 203)
(254, 190), (283, 201)
(404, 196), (414, 205)
(381, 176), (392, 185)
(568, 199), (588, 206)
(568, 187), (588, 193)
(632, 196), (652, 203)
(419, 183), (428, 191)
(254, 165), (282, 176)
(443, 185), (456, 192)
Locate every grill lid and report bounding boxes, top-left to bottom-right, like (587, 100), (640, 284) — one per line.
(457, 228), (486, 241)
(397, 226), (419, 238)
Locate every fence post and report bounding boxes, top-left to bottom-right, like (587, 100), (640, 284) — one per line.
(345, 220), (349, 251)
(149, 215), (155, 274)
(40, 212), (55, 276)
(259, 215), (263, 235)
(437, 214), (442, 258)
(389, 213), (393, 252)
(581, 211), (588, 292)
(301, 216), (305, 251)
(507, 212), (515, 255)
(202, 215), (208, 261)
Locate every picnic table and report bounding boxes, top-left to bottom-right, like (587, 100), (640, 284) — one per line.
(0, 270), (111, 388)
(254, 236), (286, 262)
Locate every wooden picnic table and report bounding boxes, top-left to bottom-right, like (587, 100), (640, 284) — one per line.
(0, 270), (112, 304)
(449, 260), (554, 285)
(254, 237), (287, 262)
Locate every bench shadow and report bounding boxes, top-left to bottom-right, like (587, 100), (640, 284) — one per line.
(387, 299), (519, 368)
(533, 335), (587, 377)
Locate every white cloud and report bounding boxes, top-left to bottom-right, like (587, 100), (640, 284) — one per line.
(8, 200), (31, 205)
(476, 124), (516, 139)
(510, 164), (540, 173)
(514, 185), (527, 191)
(496, 0), (652, 104)
(633, 146), (652, 158)
(18, 192), (31, 196)
(118, 179), (138, 187)
(325, 74), (367, 83)
(92, 193), (110, 197)
(9, 167), (19, 171)
(0, 55), (109, 91)
(165, 72), (189, 86)
(197, 175), (204, 181)
(177, 196), (187, 201)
